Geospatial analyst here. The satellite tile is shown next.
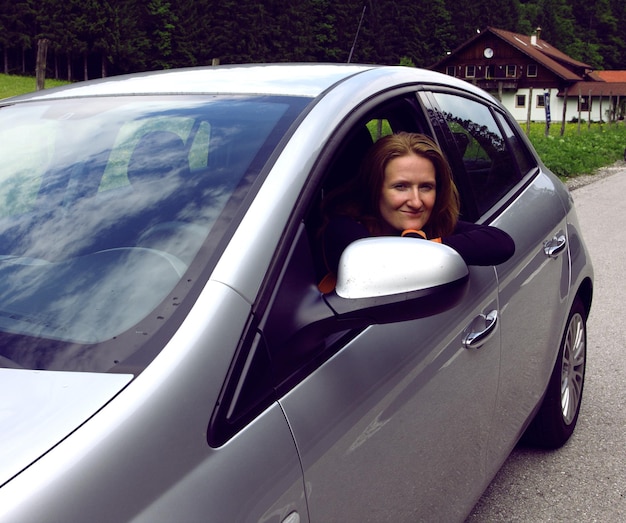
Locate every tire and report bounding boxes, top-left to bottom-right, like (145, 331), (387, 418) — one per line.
(523, 297), (587, 449)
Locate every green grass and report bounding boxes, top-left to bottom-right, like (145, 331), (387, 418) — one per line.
(0, 73), (70, 100)
(526, 122), (626, 178)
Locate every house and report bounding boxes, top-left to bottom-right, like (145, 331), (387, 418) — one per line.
(430, 27), (626, 124)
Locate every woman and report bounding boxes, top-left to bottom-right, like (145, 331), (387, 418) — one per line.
(318, 132), (515, 293)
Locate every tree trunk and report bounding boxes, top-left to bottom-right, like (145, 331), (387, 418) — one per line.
(36, 39), (50, 91)
(577, 87), (582, 133)
(67, 52), (72, 82)
(587, 89), (591, 130)
(560, 87), (568, 136)
(543, 89), (552, 136)
(526, 87), (532, 135)
(599, 94), (603, 127)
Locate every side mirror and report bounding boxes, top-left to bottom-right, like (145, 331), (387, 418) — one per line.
(325, 237), (469, 322)
(336, 237), (468, 299)
(268, 230), (469, 380)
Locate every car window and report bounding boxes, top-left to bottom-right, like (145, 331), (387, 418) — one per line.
(494, 111), (537, 176)
(430, 92), (527, 215)
(0, 95), (308, 372)
(366, 117), (393, 141)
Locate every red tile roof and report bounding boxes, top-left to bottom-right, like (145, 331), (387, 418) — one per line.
(564, 81), (626, 96)
(596, 71), (626, 82)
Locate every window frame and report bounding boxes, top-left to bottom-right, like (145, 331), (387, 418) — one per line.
(465, 65), (476, 78)
(579, 95), (591, 112)
(527, 64), (538, 77)
(516, 94), (526, 108)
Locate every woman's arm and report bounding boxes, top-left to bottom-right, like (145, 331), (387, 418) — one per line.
(440, 220), (515, 266)
(322, 217), (514, 279)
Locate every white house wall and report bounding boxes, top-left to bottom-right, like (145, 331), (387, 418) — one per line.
(498, 88), (612, 123)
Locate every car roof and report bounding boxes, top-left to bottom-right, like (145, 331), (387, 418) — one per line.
(3, 63), (495, 103)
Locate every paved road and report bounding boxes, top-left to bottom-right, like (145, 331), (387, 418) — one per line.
(466, 165), (626, 521)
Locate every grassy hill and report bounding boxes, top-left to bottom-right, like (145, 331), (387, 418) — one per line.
(0, 73), (70, 100)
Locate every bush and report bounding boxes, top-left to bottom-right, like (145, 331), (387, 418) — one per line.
(527, 122), (626, 178)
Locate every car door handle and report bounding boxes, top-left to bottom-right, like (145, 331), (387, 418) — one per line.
(543, 233), (567, 259)
(463, 310), (498, 349)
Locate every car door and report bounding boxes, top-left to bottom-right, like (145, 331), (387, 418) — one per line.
(255, 95), (503, 521)
(278, 267), (500, 521)
(424, 90), (571, 471)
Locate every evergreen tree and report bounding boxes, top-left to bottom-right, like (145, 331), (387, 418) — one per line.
(141, 0), (178, 70)
(104, 0), (150, 75)
(570, 0), (621, 68)
(411, 0), (455, 66)
(169, 0), (211, 67)
(606, 0), (626, 68)
(0, 0), (15, 73)
(3, 0), (626, 79)
(4, 0), (36, 74)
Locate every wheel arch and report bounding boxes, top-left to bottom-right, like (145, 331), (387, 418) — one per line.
(576, 277), (593, 319)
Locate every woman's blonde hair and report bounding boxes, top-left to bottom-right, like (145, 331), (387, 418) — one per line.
(324, 132), (460, 238)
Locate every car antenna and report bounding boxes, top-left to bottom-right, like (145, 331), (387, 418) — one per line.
(347, 5), (367, 64)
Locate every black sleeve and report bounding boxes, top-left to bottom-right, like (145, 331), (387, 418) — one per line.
(322, 215), (370, 274)
(441, 220), (515, 266)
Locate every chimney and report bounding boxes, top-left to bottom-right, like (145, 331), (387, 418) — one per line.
(531, 27), (542, 46)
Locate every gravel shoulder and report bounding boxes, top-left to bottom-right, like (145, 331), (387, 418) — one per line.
(564, 159), (626, 190)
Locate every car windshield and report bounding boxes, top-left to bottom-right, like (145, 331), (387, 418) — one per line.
(0, 94), (309, 372)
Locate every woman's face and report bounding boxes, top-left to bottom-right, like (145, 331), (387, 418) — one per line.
(378, 153), (437, 234)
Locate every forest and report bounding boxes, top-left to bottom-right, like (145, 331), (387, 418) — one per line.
(2, 0), (625, 82)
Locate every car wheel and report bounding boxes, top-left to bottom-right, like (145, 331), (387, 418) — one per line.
(523, 297), (587, 448)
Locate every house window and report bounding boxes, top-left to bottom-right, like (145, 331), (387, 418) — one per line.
(516, 95), (526, 107)
(485, 65), (495, 79)
(446, 66), (456, 77)
(527, 64), (538, 77)
(536, 95), (545, 108)
(465, 65), (476, 78)
(506, 65), (516, 78)
(579, 95), (590, 112)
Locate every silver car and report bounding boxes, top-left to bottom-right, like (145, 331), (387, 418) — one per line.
(0, 64), (592, 522)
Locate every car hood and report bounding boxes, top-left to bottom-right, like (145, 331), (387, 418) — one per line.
(0, 368), (132, 486)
